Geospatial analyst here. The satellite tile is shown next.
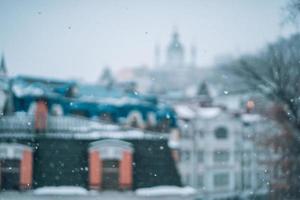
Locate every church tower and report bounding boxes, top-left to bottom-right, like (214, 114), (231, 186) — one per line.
(166, 31), (184, 67)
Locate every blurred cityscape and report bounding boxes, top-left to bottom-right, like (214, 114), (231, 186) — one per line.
(1, 1), (300, 200)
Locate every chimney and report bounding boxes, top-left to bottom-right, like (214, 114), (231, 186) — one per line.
(34, 99), (48, 133)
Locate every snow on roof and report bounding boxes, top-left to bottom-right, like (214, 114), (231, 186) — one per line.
(12, 84), (45, 97)
(197, 107), (221, 119)
(34, 186), (88, 195)
(88, 121), (120, 131)
(73, 130), (145, 140)
(80, 96), (145, 106)
(174, 105), (195, 119)
(12, 76), (75, 98)
(0, 129), (169, 141)
(241, 113), (262, 123)
(168, 140), (179, 149)
(0, 115), (170, 140)
(135, 186), (196, 197)
(0, 115), (120, 133)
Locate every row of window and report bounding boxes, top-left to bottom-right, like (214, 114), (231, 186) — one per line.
(185, 171), (269, 190)
(181, 150), (230, 163)
(235, 169), (269, 190)
(181, 126), (229, 139)
(185, 172), (230, 188)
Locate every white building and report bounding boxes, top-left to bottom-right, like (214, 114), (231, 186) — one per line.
(175, 104), (273, 200)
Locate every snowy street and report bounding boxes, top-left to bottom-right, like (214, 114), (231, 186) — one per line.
(0, 191), (195, 200)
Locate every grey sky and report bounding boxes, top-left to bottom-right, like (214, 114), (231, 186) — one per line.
(0, 0), (297, 82)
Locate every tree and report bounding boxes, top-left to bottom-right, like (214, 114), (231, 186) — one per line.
(224, 34), (300, 199)
(286, 0), (300, 25)
(228, 34), (300, 131)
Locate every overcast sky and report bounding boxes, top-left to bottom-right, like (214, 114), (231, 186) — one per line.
(0, 0), (297, 82)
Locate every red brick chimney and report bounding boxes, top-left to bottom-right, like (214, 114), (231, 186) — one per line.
(34, 99), (48, 133)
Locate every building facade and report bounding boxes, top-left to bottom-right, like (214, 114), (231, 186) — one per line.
(0, 114), (181, 191)
(120, 30), (203, 94)
(175, 103), (273, 200)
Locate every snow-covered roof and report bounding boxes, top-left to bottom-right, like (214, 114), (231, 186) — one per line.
(174, 105), (195, 120)
(79, 96), (145, 106)
(197, 107), (221, 119)
(34, 186), (88, 195)
(31, 186), (197, 198)
(241, 113), (262, 123)
(12, 76), (75, 98)
(0, 114), (171, 140)
(0, 115), (120, 133)
(11, 76), (178, 129)
(135, 186), (196, 197)
(12, 83), (45, 97)
(0, 131), (169, 141)
(168, 140), (180, 149)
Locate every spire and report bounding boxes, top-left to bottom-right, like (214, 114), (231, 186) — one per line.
(0, 54), (7, 76)
(197, 81), (212, 107)
(166, 29), (184, 66)
(173, 30), (179, 41)
(99, 67), (114, 87)
(198, 81), (209, 96)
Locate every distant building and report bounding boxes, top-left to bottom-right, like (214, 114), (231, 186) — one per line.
(120, 30), (203, 95)
(174, 101), (275, 200)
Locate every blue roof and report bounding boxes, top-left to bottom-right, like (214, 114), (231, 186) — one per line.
(11, 76), (177, 129)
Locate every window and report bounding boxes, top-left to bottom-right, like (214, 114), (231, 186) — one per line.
(242, 151), (251, 166)
(198, 130), (204, 137)
(197, 174), (204, 188)
(88, 139), (134, 190)
(198, 150), (204, 163)
(99, 112), (113, 122)
(0, 148), (8, 158)
(256, 170), (267, 189)
(0, 159), (21, 190)
(243, 171), (251, 189)
(214, 127), (228, 139)
(184, 174), (190, 185)
(235, 172), (241, 190)
(213, 150), (230, 163)
(127, 111), (145, 128)
(213, 173), (229, 187)
(158, 118), (171, 132)
(181, 150), (190, 161)
(102, 160), (120, 190)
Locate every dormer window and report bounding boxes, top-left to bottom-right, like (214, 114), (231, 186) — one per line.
(214, 127), (228, 139)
